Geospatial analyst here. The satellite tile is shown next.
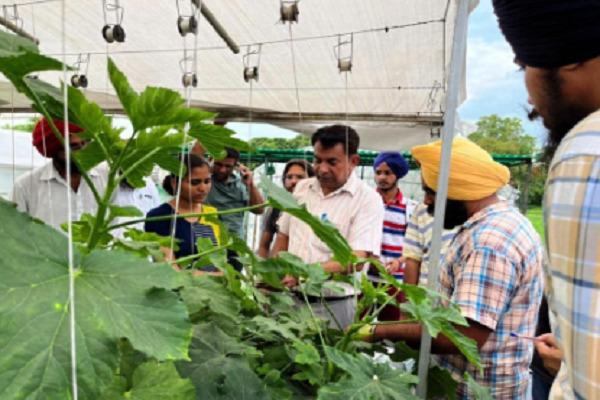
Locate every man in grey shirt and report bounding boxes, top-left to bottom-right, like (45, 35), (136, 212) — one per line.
(206, 147), (264, 269)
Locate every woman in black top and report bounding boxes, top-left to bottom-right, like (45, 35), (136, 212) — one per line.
(145, 154), (221, 272)
(257, 159), (314, 258)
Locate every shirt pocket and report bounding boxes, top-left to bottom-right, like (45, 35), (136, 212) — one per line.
(311, 212), (352, 253)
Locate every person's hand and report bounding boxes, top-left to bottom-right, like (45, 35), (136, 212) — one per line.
(281, 275), (298, 288)
(386, 257), (405, 274)
(535, 333), (563, 376)
(238, 163), (253, 187)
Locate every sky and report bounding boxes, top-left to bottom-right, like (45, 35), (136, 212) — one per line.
(458, 0), (545, 142)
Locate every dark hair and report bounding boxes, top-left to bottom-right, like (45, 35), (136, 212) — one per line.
(162, 153), (210, 196)
(282, 158), (315, 184)
(223, 147), (240, 161)
(311, 125), (360, 155)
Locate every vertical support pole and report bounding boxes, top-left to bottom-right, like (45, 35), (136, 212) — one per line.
(519, 161), (532, 214)
(415, 0), (470, 397)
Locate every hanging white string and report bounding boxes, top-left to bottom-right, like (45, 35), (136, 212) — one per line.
(61, 0), (78, 398)
(246, 75), (256, 250)
(169, 0), (201, 259)
(10, 87), (16, 186)
(287, 24), (302, 125)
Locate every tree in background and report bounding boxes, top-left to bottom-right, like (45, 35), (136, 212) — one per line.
(249, 134), (310, 150)
(469, 114), (545, 206)
(469, 114), (536, 155)
(1, 116), (38, 132)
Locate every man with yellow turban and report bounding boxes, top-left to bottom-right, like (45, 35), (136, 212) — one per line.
(358, 138), (544, 399)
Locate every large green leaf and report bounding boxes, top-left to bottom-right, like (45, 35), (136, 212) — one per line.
(260, 179), (355, 267)
(0, 199), (192, 399)
(0, 29), (39, 53)
(177, 323), (267, 400)
(187, 122), (249, 158)
(464, 373), (493, 400)
(391, 283), (481, 369)
(317, 347), (419, 400)
(107, 57), (138, 119)
(427, 366), (458, 400)
(67, 84), (122, 170)
(119, 128), (190, 188)
(107, 58), (213, 133)
(133, 87), (214, 132)
(365, 271), (482, 370)
(0, 52), (64, 88)
(120, 361), (195, 400)
(180, 275), (241, 323)
(23, 77), (68, 119)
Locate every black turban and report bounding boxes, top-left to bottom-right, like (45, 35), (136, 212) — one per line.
(493, 0), (600, 68)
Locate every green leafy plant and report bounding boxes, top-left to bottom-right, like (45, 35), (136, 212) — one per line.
(0, 30), (489, 400)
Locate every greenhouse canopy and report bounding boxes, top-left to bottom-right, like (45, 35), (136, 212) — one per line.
(0, 0), (478, 150)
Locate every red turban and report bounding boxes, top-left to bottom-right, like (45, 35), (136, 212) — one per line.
(32, 118), (84, 158)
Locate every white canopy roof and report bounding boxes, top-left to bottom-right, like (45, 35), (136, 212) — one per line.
(0, 0), (477, 150)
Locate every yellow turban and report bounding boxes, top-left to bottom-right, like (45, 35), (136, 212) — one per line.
(411, 137), (510, 201)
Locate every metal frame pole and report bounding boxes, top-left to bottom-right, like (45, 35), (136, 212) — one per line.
(415, 0), (470, 397)
(520, 161), (533, 214)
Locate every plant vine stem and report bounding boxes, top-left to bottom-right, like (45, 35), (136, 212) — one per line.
(86, 175), (117, 250)
(320, 297), (343, 331)
(298, 289), (334, 380)
(174, 244), (228, 265)
(105, 202), (267, 232)
(116, 147), (161, 185)
(85, 127), (142, 250)
(370, 286), (399, 318)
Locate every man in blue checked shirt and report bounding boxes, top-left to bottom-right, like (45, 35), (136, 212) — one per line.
(358, 138), (545, 399)
(494, 1), (600, 399)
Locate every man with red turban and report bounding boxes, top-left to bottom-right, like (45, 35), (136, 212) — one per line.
(11, 117), (107, 231)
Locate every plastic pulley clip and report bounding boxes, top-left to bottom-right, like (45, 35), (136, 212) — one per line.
(243, 66), (259, 82)
(102, 24), (126, 43)
(177, 15), (198, 36)
(71, 74), (88, 88)
(280, 3), (299, 23)
(182, 73), (197, 88)
(338, 59), (352, 73)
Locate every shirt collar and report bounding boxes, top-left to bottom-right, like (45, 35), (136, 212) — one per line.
(378, 187), (404, 206)
(215, 173), (240, 185)
(461, 201), (511, 230)
(39, 161), (100, 182)
(308, 172), (359, 197)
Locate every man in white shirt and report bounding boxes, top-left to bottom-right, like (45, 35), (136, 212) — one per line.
(273, 125), (384, 328)
(11, 118), (107, 232)
(111, 177), (161, 237)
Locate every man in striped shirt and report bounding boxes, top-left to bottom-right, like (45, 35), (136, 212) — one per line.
(370, 152), (416, 277)
(402, 202), (457, 286)
(367, 152), (416, 320)
(494, 1), (600, 398)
